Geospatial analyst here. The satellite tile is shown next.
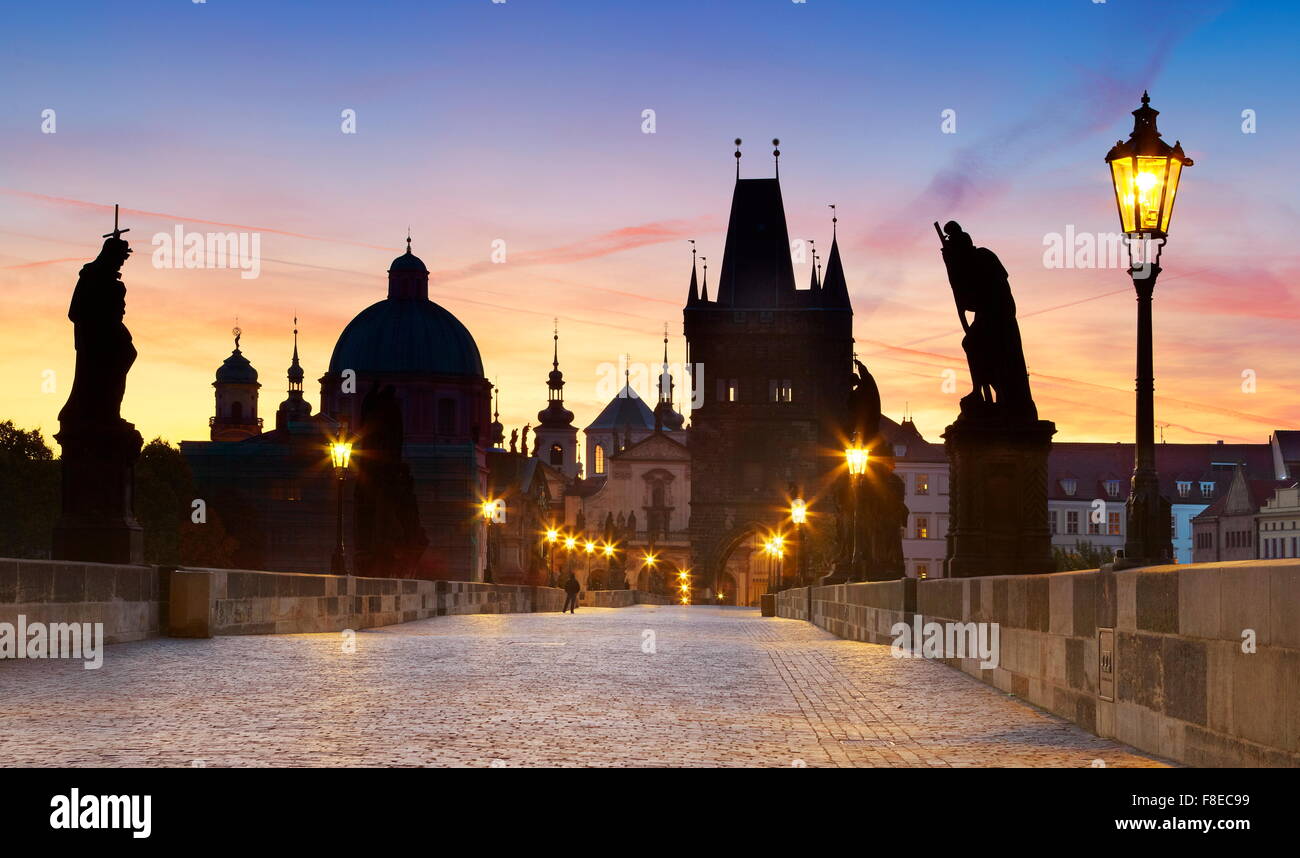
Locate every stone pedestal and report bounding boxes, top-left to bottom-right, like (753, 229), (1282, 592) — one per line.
(52, 421), (144, 565)
(942, 418), (1055, 578)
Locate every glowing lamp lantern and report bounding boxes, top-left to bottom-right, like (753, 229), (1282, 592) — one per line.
(329, 440), (353, 472)
(546, 529), (559, 544)
(564, 536), (577, 551)
(790, 499), (807, 525)
(1105, 91), (1192, 238)
(603, 543), (615, 558)
(481, 498), (505, 524)
(845, 444), (869, 477)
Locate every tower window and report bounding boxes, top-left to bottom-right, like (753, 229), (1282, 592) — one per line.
(594, 444), (606, 475)
(550, 443), (563, 466)
(231, 400), (243, 423)
(769, 380), (793, 402)
(915, 517), (929, 540)
(915, 474), (929, 495)
(1104, 479), (1121, 498)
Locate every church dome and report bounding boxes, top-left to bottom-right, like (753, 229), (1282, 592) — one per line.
(216, 348), (258, 384)
(389, 249), (428, 273)
(328, 298), (484, 377)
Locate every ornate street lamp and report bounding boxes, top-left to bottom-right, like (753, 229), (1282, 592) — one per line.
(545, 527), (559, 587)
(1105, 92), (1191, 568)
(790, 498), (808, 586)
(329, 438), (353, 574)
(845, 439), (869, 582)
(481, 498), (505, 583)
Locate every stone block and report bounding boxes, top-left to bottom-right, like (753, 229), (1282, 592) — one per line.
(1270, 566), (1300, 649)
(1116, 571), (1137, 631)
(52, 564), (86, 603)
(1135, 570), (1178, 634)
(1024, 576), (1048, 631)
(1049, 574), (1073, 637)
(1205, 639), (1235, 736)
(1223, 574), (1267, 654)
(169, 569), (214, 638)
(1161, 637), (1207, 727)
(1177, 566), (1220, 640)
(17, 561), (53, 603)
(1073, 573), (1098, 638)
(1231, 647), (1287, 750)
(0, 558), (18, 603)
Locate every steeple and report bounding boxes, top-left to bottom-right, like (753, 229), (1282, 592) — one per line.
(654, 326), (685, 433)
(535, 324), (578, 477)
(388, 234), (429, 301)
(489, 382), (505, 449)
(686, 240), (700, 305)
(700, 256), (709, 302)
(714, 139), (797, 307)
(821, 206), (851, 308)
(212, 325), (262, 441)
(276, 318), (313, 430)
(807, 239), (820, 292)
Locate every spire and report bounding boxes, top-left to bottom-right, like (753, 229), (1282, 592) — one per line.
(714, 173), (796, 307)
(287, 316), (304, 389)
(686, 240), (700, 305)
(734, 137), (742, 180)
(772, 138), (780, 179)
(552, 317), (560, 373)
(539, 322), (575, 428)
(700, 256), (709, 302)
(658, 324), (672, 405)
(821, 231), (850, 308)
(808, 239), (820, 292)
(490, 380), (505, 448)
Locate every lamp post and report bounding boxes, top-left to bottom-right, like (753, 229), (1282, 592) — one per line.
(545, 528), (559, 587)
(329, 438), (353, 574)
(1105, 92), (1191, 568)
(602, 541), (617, 588)
(481, 498), (504, 583)
(678, 567), (691, 605)
(790, 498), (807, 586)
(845, 438), (870, 581)
(583, 539), (596, 588)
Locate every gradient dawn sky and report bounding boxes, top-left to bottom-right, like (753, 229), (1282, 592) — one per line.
(2, 0), (1298, 451)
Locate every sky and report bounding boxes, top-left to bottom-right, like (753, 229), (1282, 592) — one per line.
(2, 0), (1298, 451)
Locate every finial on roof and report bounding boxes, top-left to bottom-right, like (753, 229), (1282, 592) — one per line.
(734, 137), (742, 179)
(232, 320), (241, 351)
(663, 322), (669, 366)
(829, 203), (838, 238)
(405, 227), (412, 255)
(1141, 90), (1150, 105)
(701, 255), (708, 301)
(772, 138), (780, 178)
(552, 317), (560, 370)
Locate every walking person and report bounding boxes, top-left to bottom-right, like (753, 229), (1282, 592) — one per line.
(562, 572), (581, 614)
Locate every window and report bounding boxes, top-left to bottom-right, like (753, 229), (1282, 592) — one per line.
(231, 400), (243, 422)
(1060, 478), (1077, 497)
(718, 379), (739, 402)
(1066, 511), (1079, 535)
(915, 563), (929, 580)
(1176, 480), (1192, 498)
(549, 443), (563, 466)
(769, 379), (793, 402)
(1199, 481), (1215, 496)
(915, 474), (929, 495)
(1108, 512), (1121, 536)
(915, 517), (929, 540)
(1049, 511), (1058, 535)
(593, 444), (606, 475)
(1089, 517), (1101, 536)
(437, 398), (457, 435)
(1104, 479), (1121, 498)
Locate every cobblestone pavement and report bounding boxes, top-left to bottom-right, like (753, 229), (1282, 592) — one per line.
(0, 606), (1168, 767)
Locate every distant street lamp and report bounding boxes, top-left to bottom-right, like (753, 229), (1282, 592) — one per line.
(329, 438), (353, 574)
(545, 527), (559, 587)
(790, 498), (808, 586)
(481, 498), (504, 583)
(1105, 91), (1192, 568)
(846, 438), (870, 582)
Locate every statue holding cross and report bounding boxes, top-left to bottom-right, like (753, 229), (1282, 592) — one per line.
(52, 204), (145, 564)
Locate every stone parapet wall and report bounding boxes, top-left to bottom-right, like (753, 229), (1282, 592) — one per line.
(582, 590), (673, 608)
(776, 560), (1300, 767)
(0, 558), (163, 644)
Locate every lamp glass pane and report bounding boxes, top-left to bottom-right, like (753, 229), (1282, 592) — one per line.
(1110, 158), (1136, 233)
(1135, 155), (1169, 232)
(1161, 158), (1183, 233)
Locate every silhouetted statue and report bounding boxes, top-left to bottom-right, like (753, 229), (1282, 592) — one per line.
(354, 384), (428, 577)
(53, 212), (145, 564)
(509, 428), (518, 454)
(521, 423), (531, 457)
(939, 221), (1037, 422)
(846, 358), (882, 444)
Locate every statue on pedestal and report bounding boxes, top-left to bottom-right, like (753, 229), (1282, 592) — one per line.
(937, 221), (1055, 577)
(52, 207), (145, 564)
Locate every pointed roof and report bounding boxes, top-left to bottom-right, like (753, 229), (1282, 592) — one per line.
(585, 384), (655, 431)
(687, 261), (700, 305)
(821, 236), (850, 306)
(714, 178), (796, 307)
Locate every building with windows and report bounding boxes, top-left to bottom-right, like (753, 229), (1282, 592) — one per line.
(1047, 441), (1275, 564)
(886, 417), (948, 579)
(1191, 466), (1296, 562)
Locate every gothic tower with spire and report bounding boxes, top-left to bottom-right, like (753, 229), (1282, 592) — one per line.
(683, 143), (854, 592)
(532, 323), (580, 478)
(275, 318), (313, 430)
